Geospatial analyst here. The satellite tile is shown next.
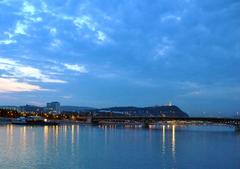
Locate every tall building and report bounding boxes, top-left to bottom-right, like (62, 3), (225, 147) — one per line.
(46, 102), (61, 114)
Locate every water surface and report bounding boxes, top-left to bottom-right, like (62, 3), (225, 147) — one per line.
(0, 124), (239, 169)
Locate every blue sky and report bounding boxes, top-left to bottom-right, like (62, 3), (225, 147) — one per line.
(0, 0), (240, 115)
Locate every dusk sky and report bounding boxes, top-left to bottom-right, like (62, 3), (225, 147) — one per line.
(0, 0), (239, 115)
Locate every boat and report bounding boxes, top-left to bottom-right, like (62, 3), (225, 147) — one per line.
(12, 116), (59, 125)
(12, 117), (27, 124)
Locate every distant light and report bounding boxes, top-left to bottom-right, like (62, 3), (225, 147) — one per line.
(168, 101), (172, 106)
(44, 119), (47, 122)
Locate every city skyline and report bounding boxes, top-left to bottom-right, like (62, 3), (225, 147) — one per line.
(0, 0), (240, 115)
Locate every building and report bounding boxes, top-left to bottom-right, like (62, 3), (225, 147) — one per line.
(19, 105), (44, 113)
(46, 102), (61, 114)
(0, 106), (19, 111)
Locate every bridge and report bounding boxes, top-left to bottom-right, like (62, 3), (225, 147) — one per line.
(91, 116), (240, 130)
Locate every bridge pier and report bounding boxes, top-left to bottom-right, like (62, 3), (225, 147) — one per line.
(143, 121), (157, 128)
(143, 121), (154, 128)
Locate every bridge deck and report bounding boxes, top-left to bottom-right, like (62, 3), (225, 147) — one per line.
(92, 116), (240, 126)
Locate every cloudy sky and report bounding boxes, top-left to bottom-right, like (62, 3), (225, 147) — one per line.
(0, 0), (239, 115)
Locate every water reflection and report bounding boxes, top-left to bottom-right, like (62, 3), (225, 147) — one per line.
(44, 126), (49, 151)
(172, 125), (176, 159)
(71, 125), (74, 144)
(162, 125), (165, 154)
(6, 125), (13, 146)
(104, 125), (108, 145)
(23, 126), (26, 150)
(64, 125), (67, 144)
(19, 127), (25, 149)
(1, 124), (239, 169)
(161, 124), (176, 159)
(55, 125), (59, 145)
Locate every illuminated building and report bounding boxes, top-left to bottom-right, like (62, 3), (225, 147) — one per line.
(47, 102), (61, 114)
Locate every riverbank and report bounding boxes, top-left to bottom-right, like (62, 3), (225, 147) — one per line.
(0, 117), (91, 125)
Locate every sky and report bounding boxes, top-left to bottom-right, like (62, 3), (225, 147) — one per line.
(0, 0), (240, 115)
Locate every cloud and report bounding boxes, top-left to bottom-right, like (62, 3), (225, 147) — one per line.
(0, 57), (66, 83)
(0, 0), (11, 5)
(153, 37), (174, 60)
(14, 21), (28, 35)
(40, 1), (52, 14)
(50, 39), (62, 48)
(73, 16), (96, 31)
(22, 1), (35, 15)
(33, 2), (108, 43)
(64, 64), (88, 73)
(178, 81), (202, 89)
(49, 28), (57, 36)
(4, 32), (14, 39)
(40, 1), (47, 12)
(0, 58), (16, 64)
(177, 81), (240, 99)
(7, 1), (42, 39)
(29, 17), (42, 23)
(180, 90), (202, 97)
(0, 39), (16, 45)
(97, 31), (106, 42)
(15, 66), (66, 83)
(61, 95), (73, 99)
(0, 78), (46, 93)
(1, 1), (42, 42)
(161, 15), (181, 22)
(72, 16), (108, 43)
(155, 45), (170, 58)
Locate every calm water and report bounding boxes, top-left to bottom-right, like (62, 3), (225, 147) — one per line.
(0, 124), (239, 169)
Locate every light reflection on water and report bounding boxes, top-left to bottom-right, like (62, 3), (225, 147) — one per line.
(0, 124), (240, 169)
(71, 125), (74, 144)
(55, 125), (59, 145)
(44, 126), (48, 152)
(162, 125), (165, 154)
(172, 125), (176, 159)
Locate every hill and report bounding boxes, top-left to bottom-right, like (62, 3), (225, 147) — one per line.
(99, 105), (189, 117)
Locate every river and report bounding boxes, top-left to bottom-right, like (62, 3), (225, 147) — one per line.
(0, 124), (239, 169)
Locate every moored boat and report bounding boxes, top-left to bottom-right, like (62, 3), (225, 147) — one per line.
(12, 116), (59, 125)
